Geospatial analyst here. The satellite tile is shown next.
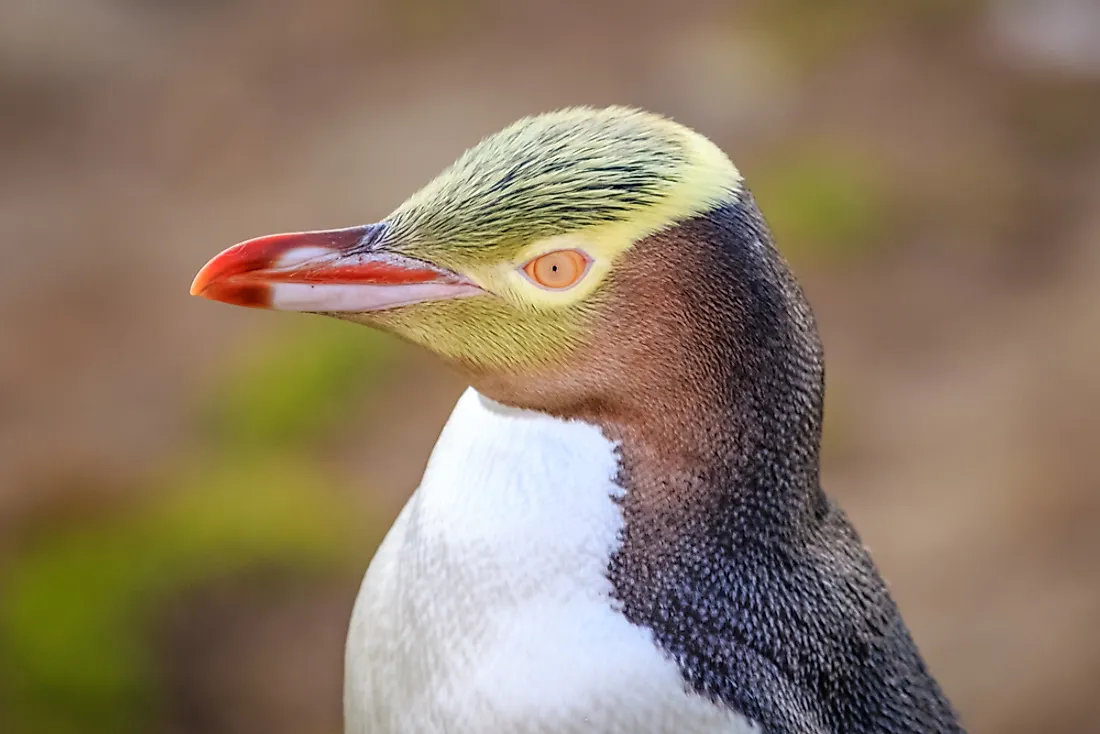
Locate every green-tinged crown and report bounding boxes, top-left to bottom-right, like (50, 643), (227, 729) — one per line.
(384, 107), (741, 267)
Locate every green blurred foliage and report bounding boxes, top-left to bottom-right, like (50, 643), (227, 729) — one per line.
(376, 0), (481, 45)
(747, 0), (987, 68)
(2, 321), (394, 734)
(202, 319), (394, 451)
(750, 146), (893, 267)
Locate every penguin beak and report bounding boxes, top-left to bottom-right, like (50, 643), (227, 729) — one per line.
(190, 224), (483, 312)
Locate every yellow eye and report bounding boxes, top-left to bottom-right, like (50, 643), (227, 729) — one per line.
(522, 249), (589, 290)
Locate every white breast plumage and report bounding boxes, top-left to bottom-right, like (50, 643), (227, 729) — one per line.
(344, 387), (756, 734)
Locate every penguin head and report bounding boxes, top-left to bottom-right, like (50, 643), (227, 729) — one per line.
(190, 107), (798, 419)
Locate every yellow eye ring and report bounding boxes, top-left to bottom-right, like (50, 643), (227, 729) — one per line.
(521, 249), (591, 290)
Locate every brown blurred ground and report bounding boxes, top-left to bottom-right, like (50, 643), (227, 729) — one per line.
(2, 1), (1099, 733)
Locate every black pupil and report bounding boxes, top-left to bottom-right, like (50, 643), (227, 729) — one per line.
(551, 265), (558, 272)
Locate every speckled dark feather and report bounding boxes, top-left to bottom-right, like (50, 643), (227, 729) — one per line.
(589, 194), (966, 734)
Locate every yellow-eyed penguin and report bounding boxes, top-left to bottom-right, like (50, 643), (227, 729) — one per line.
(191, 107), (965, 734)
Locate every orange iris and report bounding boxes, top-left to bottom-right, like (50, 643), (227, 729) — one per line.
(522, 249), (589, 290)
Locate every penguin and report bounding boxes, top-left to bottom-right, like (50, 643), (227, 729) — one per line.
(191, 107), (965, 734)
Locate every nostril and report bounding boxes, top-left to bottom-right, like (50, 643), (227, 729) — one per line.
(353, 222), (388, 252)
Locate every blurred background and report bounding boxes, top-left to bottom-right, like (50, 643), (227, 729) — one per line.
(2, 0), (1099, 732)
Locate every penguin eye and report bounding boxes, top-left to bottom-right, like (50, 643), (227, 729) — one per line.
(521, 249), (590, 290)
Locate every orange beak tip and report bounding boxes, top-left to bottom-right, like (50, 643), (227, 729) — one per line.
(189, 271), (208, 297)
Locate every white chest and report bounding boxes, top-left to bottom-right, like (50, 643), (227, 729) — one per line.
(344, 388), (755, 734)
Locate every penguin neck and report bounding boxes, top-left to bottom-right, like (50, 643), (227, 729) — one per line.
(604, 354), (826, 544)
(594, 195), (828, 541)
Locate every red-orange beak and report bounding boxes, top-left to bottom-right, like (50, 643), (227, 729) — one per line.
(190, 224), (482, 311)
